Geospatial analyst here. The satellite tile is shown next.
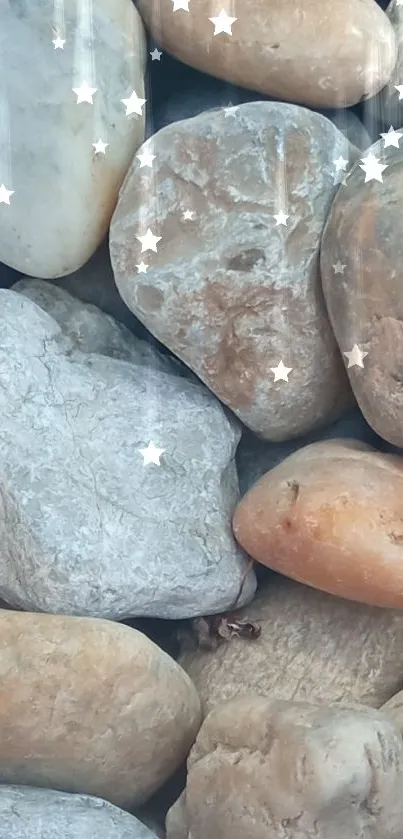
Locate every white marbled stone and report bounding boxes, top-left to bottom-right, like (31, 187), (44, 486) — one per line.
(0, 0), (146, 277)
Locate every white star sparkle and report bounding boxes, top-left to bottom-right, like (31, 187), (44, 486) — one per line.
(72, 82), (97, 104)
(150, 48), (162, 61)
(182, 210), (195, 220)
(92, 139), (108, 154)
(122, 90), (146, 116)
(344, 344), (368, 369)
(136, 262), (148, 274)
(137, 229), (161, 253)
(332, 261), (346, 275)
(273, 211), (289, 226)
(271, 361), (292, 382)
(137, 150), (156, 168)
(172, 0), (190, 10)
(0, 184), (14, 204)
(394, 84), (403, 100)
(209, 8), (237, 35)
(381, 126), (403, 148)
(359, 153), (388, 183)
(139, 442), (165, 466)
(52, 35), (65, 49)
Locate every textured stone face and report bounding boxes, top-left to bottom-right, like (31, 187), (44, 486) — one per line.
(233, 439), (403, 608)
(166, 697), (403, 839)
(366, 0), (403, 129)
(0, 0), (146, 278)
(0, 610), (201, 809)
(0, 786), (158, 838)
(110, 101), (355, 441)
(320, 136), (403, 447)
(136, 0), (395, 108)
(177, 575), (403, 714)
(0, 289), (255, 619)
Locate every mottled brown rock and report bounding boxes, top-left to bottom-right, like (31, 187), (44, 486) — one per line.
(0, 610), (201, 808)
(166, 697), (403, 839)
(320, 135), (403, 447)
(110, 101), (355, 441)
(233, 439), (403, 607)
(177, 574), (403, 715)
(137, 0), (396, 108)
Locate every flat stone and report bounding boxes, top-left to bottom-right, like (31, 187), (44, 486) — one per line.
(110, 101), (355, 441)
(0, 0), (146, 277)
(233, 439), (403, 608)
(166, 697), (403, 839)
(137, 0), (395, 108)
(0, 786), (158, 838)
(177, 574), (403, 715)
(0, 289), (255, 619)
(320, 135), (403, 447)
(0, 609), (201, 809)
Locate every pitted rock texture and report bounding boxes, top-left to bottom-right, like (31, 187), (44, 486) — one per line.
(136, 0), (396, 108)
(0, 610), (201, 809)
(177, 575), (403, 715)
(0, 0), (146, 278)
(110, 101), (355, 441)
(320, 135), (403, 447)
(0, 786), (158, 838)
(0, 289), (255, 619)
(233, 439), (403, 608)
(166, 697), (403, 839)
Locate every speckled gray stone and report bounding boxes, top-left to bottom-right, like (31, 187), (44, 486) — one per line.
(110, 101), (357, 442)
(0, 289), (255, 619)
(0, 786), (157, 838)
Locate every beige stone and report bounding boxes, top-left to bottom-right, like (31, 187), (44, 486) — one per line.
(177, 574), (403, 715)
(364, 0), (403, 131)
(0, 0), (146, 278)
(320, 134), (403, 447)
(166, 697), (403, 839)
(137, 0), (395, 108)
(233, 439), (403, 608)
(0, 609), (201, 808)
(110, 102), (355, 441)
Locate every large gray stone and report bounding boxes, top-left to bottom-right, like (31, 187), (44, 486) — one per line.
(0, 289), (255, 619)
(0, 786), (158, 838)
(0, 0), (146, 277)
(110, 101), (356, 442)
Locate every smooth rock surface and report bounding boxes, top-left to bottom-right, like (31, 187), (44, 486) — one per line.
(0, 610), (201, 808)
(110, 101), (355, 441)
(177, 574), (403, 714)
(233, 439), (403, 608)
(137, 0), (396, 108)
(0, 0), (146, 277)
(166, 697), (403, 839)
(381, 689), (403, 735)
(0, 289), (255, 619)
(320, 134), (403, 447)
(0, 786), (158, 838)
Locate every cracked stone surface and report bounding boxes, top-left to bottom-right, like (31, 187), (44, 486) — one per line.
(0, 0), (146, 277)
(0, 288), (255, 619)
(0, 786), (158, 838)
(166, 696), (403, 839)
(136, 0), (395, 108)
(110, 101), (356, 442)
(0, 610), (201, 809)
(320, 136), (403, 447)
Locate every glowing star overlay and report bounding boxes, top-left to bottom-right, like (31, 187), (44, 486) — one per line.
(122, 91), (146, 116)
(139, 442), (165, 465)
(137, 229), (161, 253)
(271, 361), (292, 382)
(72, 82), (97, 103)
(344, 344), (368, 369)
(209, 8), (237, 35)
(0, 184), (14, 204)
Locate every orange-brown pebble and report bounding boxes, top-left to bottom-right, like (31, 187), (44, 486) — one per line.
(233, 439), (403, 608)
